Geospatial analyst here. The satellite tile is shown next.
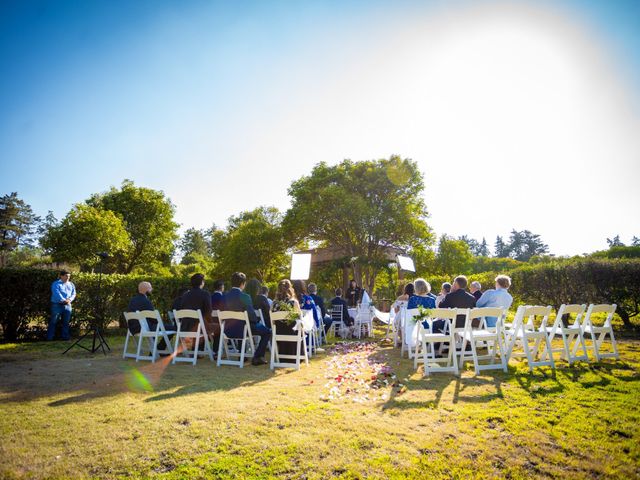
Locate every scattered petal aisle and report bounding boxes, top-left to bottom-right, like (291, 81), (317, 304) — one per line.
(320, 341), (407, 403)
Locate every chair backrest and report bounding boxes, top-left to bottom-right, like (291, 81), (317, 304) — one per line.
(123, 311), (140, 333)
(330, 304), (343, 321)
(584, 304), (617, 328)
(468, 307), (504, 331)
(519, 305), (552, 331)
(270, 311), (291, 322)
(137, 309), (163, 332)
(270, 311), (301, 337)
(173, 309), (205, 332)
(551, 304), (586, 331)
(218, 310), (250, 328)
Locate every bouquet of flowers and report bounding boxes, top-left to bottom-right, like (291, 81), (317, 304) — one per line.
(413, 305), (433, 322)
(272, 300), (301, 328)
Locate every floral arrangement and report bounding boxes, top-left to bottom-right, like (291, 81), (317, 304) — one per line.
(413, 305), (433, 322)
(272, 300), (301, 328)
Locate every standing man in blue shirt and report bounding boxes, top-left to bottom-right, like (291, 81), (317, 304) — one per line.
(47, 270), (76, 340)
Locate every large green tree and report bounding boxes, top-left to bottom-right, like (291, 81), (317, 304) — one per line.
(436, 235), (473, 275)
(284, 156), (433, 293)
(213, 207), (289, 283)
(87, 180), (179, 273)
(41, 204), (130, 271)
(0, 193), (40, 267)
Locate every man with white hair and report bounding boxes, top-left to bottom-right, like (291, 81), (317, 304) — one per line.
(476, 275), (513, 327)
(127, 281), (156, 333)
(470, 281), (483, 301)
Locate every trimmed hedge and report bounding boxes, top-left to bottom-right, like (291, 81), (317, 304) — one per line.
(0, 269), (188, 341)
(1, 259), (639, 341)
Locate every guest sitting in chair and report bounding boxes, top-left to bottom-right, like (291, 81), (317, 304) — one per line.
(470, 281), (483, 301)
(433, 275), (476, 331)
(259, 286), (273, 308)
(224, 272), (271, 366)
(177, 273), (219, 350)
(435, 282), (452, 307)
(476, 275), (513, 327)
(330, 288), (353, 328)
(127, 281), (156, 334)
(271, 279), (301, 360)
(248, 278), (271, 328)
(308, 282), (331, 333)
(395, 283), (414, 310)
(211, 279), (226, 311)
(407, 278), (436, 310)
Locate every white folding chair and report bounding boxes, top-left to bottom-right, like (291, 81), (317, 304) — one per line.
(134, 309), (176, 362)
(353, 304), (372, 339)
(542, 304), (589, 364)
(123, 312), (143, 360)
(269, 311), (308, 370)
(505, 305), (555, 372)
(401, 308), (420, 359)
(393, 302), (407, 348)
(315, 306), (327, 345)
(171, 309), (214, 365)
(217, 310), (255, 368)
(416, 308), (459, 376)
(581, 304), (619, 361)
(328, 304), (345, 338)
(459, 307), (508, 374)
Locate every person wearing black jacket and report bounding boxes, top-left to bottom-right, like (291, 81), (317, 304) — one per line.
(435, 275), (477, 329)
(346, 280), (362, 307)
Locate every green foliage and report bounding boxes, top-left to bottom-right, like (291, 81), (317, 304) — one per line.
(213, 207), (289, 283)
(509, 259), (640, 327)
(1, 246), (52, 268)
(469, 256), (522, 273)
(0, 192), (40, 266)
(0, 268), (189, 341)
(284, 156), (433, 292)
(41, 204), (130, 271)
(435, 235), (473, 275)
(87, 180), (179, 273)
(591, 246), (640, 259)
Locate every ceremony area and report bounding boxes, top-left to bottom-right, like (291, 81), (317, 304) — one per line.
(1, 324), (639, 479)
(2, 0), (640, 478)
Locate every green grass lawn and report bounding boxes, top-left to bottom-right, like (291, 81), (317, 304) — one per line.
(0, 329), (639, 479)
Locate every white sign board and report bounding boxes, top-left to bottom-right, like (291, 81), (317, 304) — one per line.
(291, 253), (312, 280)
(397, 255), (415, 272)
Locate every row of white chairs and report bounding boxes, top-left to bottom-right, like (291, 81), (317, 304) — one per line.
(326, 304), (374, 339)
(394, 303), (619, 375)
(123, 308), (327, 370)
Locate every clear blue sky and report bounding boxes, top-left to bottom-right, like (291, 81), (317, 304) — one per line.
(1, 0), (639, 255)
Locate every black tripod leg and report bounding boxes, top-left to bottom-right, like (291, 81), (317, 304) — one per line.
(63, 329), (93, 354)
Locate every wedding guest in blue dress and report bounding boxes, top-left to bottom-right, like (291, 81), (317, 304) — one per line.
(407, 278), (436, 328)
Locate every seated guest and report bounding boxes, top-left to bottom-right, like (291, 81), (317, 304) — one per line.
(396, 283), (414, 303)
(330, 288), (354, 327)
(224, 272), (271, 366)
(249, 279), (272, 328)
(293, 281), (322, 345)
(346, 279), (362, 307)
(178, 275), (220, 351)
(127, 281), (156, 333)
(470, 281), (483, 301)
(271, 279), (302, 360)
(407, 278), (436, 310)
(476, 275), (513, 327)
(436, 282), (452, 307)
(259, 286), (273, 308)
(308, 283), (331, 333)
(211, 279), (226, 312)
(434, 275), (476, 330)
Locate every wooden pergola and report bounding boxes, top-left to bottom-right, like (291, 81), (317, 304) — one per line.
(295, 244), (408, 292)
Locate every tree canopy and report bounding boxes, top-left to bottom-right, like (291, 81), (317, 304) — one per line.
(86, 180), (178, 273)
(0, 193), (40, 267)
(284, 156), (433, 291)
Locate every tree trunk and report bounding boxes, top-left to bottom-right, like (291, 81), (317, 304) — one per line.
(618, 308), (633, 329)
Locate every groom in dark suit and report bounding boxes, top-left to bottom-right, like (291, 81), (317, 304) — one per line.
(224, 272), (271, 365)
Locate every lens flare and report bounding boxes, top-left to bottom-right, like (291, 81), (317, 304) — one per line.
(124, 366), (153, 393)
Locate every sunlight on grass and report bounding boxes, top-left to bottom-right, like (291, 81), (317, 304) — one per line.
(0, 331), (639, 479)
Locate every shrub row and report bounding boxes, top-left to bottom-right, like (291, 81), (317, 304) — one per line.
(1, 259), (639, 341)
